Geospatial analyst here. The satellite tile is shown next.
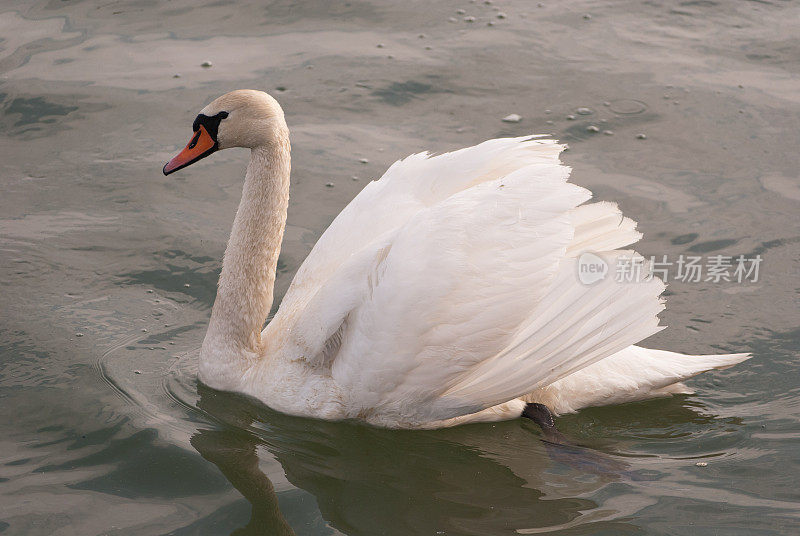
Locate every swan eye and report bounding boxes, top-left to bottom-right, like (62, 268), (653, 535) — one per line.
(187, 130), (201, 149)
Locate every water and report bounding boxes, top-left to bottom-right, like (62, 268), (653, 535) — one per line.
(1, 1), (799, 534)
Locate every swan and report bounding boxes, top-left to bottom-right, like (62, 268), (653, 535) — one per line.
(162, 89), (749, 430)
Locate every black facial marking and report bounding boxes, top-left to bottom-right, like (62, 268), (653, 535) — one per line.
(192, 110), (229, 141)
(163, 111), (230, 175)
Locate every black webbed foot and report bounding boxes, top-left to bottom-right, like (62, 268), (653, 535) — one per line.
(522, 402), (569, 445)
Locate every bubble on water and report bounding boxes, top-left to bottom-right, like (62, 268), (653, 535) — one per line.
(636, 133), (647, 139)
(201, 61), (213, 68)
(566, 114), (576, 120)
(586, 125), (599, 132)
(609, 99), (647, 114)
(576, 107), (592, 115)
(502, 113), (522, 123)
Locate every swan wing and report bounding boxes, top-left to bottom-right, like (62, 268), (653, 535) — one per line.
(272, 137), (666, 426)
(280, 136), (560, 309)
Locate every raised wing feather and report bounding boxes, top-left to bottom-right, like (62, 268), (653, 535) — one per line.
(269, 136), (668, 427)
(280, 136), (561, 310)
(330, 164), (591, 423)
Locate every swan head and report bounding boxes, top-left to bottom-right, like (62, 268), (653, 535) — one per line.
(163, 89), (287, 175)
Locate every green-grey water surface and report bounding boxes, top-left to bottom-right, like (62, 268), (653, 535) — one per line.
(1, 1), (799, 534)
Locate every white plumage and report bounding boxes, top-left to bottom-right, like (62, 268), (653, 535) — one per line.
(165, 90), (749, 429)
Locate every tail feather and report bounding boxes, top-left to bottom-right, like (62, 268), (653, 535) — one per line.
(527, 346), (752, 414)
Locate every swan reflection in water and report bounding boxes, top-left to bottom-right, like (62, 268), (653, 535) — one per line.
(189, 384), (660, 536)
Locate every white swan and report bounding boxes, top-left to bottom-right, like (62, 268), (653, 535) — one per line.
(163, 90), (749, 429)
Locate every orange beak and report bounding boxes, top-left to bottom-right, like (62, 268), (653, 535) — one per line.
(163, 125), (218, 175)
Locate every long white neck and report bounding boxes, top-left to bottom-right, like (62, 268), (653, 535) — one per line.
(200, 134), (291, 386)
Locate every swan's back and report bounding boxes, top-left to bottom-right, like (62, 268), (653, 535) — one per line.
(263, 136), (744, 428)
